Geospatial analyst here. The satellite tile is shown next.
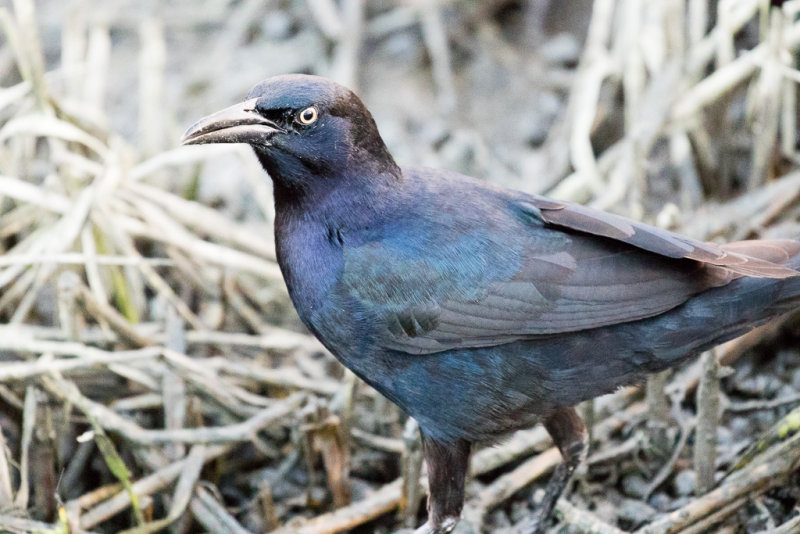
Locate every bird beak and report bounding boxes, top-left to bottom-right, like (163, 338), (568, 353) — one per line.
(181, 98), (282, 146)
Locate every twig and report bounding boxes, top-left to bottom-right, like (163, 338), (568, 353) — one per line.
(645, 370), (671, 459)
(0, 515), (76, 534)
(271, 478), (404, 534)
(223, 273), (273, 333)
(10, 0), (47, 107)
(755, 512), (800, 534)
(587, 435), (639, 466)
(747, 7), (784, 189)
(642, 405), (693, 500)
(418, 0), (456, 112)
(566, 0), (616, 199)
(124, 180), (276, 261)
(43, 374), (304, 445)
(75, 280), (155, 347)
(694, 349), (720, 494)
(12, 384), (37, 509)
(635, 429), (800, 534)
(470, 426), (549, 471)
(672, 17), (800, 123)
(469, 447), (563, 516)
(258, 480), (280, 532)
(0, 344), (161, 381)
(466, 401), (648, 530)
(76, 445), (232, 530)
(162, 306), (187, 460)
(116, 444), (207, 534)
(0, 175), (70, 213)
(190, 485), (255, 534)
(60, 440), (96, 499)
(302, 402), (352, 508)
(350, 428), (404, 454)
(97, 215), (206, 330)
(110, 393), (164, 411)
(674, 496), (749, 534)
(554, 498), (626, 534)
(728, 405), (800, 474)
(0, 425), (13, 504)
(0, 252), (174, 267)
(400, 418), (423, 527)
(121, 195), (282, 281)
(727, 393), (800, 413)
(212, 358), (339, 396)
(268, 407), (623, 534)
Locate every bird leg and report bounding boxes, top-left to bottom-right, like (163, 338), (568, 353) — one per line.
(415, 433), (471, 534)
(530, 407), (588, 533)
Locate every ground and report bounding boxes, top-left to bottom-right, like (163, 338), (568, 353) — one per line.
(0, 1), (799, 533)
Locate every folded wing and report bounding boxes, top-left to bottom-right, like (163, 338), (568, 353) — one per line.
(341, 194), (799, 355)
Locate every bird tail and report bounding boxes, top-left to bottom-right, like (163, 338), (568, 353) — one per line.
(720, 238), (800, 273)
(729, 239), (800, 313)
(512, 239), (800, 408)
(643, 238), (800, 368)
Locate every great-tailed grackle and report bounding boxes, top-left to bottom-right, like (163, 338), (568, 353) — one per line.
(183, 74), (800, 533)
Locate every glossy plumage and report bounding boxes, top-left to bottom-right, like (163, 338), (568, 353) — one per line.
(183, 74), (800, 533)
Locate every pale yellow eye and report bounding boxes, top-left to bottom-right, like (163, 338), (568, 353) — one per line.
(298, 106), (318, 125)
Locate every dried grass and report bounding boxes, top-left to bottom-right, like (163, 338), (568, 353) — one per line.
(1, 1), (800, 533)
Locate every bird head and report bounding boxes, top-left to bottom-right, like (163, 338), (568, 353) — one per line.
(182, 74), (398, 195)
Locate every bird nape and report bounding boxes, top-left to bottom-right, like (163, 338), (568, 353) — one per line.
(183, 74), (800, 534)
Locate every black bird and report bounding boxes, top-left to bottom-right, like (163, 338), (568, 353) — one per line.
(183, 74), (800, 533)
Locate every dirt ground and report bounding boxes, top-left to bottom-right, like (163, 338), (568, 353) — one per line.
(1, 1), (800, 533)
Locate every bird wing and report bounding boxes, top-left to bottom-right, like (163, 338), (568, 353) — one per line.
(337, 192), (797, 355)
(527, 196), (798, 278)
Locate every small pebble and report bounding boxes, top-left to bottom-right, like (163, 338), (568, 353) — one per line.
(670, 496), (693, 509)
(730, 416), (753, 440)
(486, 509), (512, 529)
(539, 33), (581, 65)
(736, 374), (782, 397)
(622, 473), (649, 499)
(649, 492), (673, 512)
(717, 425), (734, 448)
(617, 498), (657, 528)
(673, 469), (697, 496)
(510, 497), (533, 523)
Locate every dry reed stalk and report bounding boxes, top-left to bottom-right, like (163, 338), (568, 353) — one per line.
(1, 1), (799, 533)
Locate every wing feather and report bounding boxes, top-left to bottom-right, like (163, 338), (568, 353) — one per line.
(527, 197), (799, 277)
(339, 186), (798, 356)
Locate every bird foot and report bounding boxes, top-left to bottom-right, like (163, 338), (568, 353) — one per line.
(413, 517), (458, 534)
